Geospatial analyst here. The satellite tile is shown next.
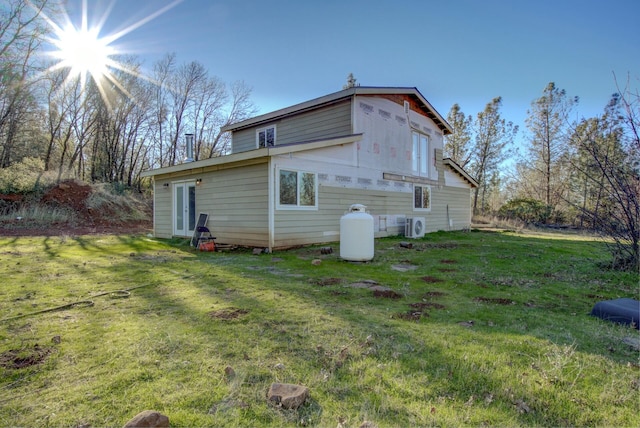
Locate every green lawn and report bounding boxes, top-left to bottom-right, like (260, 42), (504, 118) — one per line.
(0, 230), (638, 427)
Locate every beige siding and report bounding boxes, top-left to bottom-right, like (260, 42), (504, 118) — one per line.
(423, 185), (472, 232)
(273, 185), (408, 248)
(232, 100), (352, 153)
(197, 162), (269, 247)
(153, 180), (173, 238)
(151, 162), (270, 246)
(273, 183), (472, 248)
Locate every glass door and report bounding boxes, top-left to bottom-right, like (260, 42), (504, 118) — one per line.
(173, 181), (196, 236)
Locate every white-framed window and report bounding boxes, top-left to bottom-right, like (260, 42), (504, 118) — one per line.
(278, 169), (317, 209)
(414, 185), (431, 211)
(257, 125), (276, 148)
(412, 131), (429, 176)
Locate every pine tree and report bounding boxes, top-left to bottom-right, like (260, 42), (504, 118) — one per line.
(523, 82), (577, 209)
(469, 97), (518, 215)
(444, 103), (473, 168)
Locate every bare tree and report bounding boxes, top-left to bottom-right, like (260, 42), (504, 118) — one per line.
(568, 79), (639, 270)
(0, 0), (52, 167)
(204, 80), (257, 158)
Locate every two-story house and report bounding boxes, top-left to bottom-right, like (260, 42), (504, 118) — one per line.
(141, 86), (477, 250)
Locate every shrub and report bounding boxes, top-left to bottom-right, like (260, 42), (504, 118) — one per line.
(499, 198), (553, 224)
(0, 158), (61, 195)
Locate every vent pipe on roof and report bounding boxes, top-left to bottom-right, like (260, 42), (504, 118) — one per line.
(185, 133), (194, 162)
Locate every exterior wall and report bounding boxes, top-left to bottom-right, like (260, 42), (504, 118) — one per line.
(272, 183), (471, 249)
(273, 185), (408, 248)
(353, 95), (445, 183)
(152, 180), (173, 238)
(152, 161), (270, 246)
(420, 185), (472, 232)
(231, 100), (352, 153)
(197, 162), (269, 247)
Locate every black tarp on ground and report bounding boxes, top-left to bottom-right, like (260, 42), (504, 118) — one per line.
(590, 298), (640, 329)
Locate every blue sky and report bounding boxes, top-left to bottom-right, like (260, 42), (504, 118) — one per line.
(63, 0), (639, 144)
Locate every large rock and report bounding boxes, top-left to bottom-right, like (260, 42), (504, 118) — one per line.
(267, 383), (309, 409)
(123, 410), (169, 428)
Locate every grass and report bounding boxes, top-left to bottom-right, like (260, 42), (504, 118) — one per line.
(0, 230), (638, 427)
(0, 205), (77, 227)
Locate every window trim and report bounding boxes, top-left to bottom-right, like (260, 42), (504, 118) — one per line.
(276, 168), (318, 210)
(413, 184), (432, 211)
(256, 125), (276, 148)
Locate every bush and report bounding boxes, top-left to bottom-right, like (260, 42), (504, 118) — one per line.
(498, 198), (553, 224)
(0, 158), (48, 194)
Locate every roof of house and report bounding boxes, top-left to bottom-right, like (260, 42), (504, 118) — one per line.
(443, 158), (478, 188)
(221, 86), (453, 135)
(140, 134), (362, 177)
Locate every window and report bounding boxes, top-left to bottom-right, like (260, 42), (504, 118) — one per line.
(278, 169), (317, 209)
(414, 185), (431, 211)
(412, 131), (429, 176)
(257, 125), (276, 148)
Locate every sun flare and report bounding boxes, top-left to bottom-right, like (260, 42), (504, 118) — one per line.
(40, 0), (183, 108)
(51, 24), (115, 90)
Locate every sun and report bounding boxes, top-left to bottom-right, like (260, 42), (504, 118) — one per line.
(39, 0), (183, 108)
(51, 23), (115, 91)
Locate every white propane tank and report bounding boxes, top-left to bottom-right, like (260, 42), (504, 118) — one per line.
(340, 204), (374, 261)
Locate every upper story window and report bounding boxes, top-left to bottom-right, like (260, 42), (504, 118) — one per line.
(412, 131), (429, 177)
(257, 125), (276, 148)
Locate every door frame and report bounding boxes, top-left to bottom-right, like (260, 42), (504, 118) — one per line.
(172, 180), (197, 237)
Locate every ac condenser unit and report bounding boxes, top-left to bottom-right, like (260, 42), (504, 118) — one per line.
(405, 217), (426, 238)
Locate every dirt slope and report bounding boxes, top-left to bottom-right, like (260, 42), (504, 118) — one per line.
(1, 180), (152, 236)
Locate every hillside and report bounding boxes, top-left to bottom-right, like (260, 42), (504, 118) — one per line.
(0, 180), (152, 236)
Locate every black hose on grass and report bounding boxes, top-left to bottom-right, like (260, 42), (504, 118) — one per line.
(1, 283), (151, 323)
(1, 273), (195, 323)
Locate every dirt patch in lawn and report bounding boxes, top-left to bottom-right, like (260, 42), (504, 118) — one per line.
(393, 299), (446, 321)
(421, 276), (443, 283)
(373, 289), (403, 299)
(0, 344), (53, 369)
(439, 259), (458, 264)
(208, 308), (249, 320)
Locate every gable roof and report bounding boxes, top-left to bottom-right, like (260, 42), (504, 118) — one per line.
(221, 86), (453, 135)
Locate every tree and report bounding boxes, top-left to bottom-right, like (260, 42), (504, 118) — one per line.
(444, 103), (473, 168)
(0, 0), (53, 167)
(568, 81), (639, 270)
(522, 82), (577, 209)
(469, 97), (518, 215)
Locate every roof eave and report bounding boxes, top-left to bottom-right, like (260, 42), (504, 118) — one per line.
(443, 158), (478, 188)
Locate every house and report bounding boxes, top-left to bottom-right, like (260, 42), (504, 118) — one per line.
(141, 86), (478, 250)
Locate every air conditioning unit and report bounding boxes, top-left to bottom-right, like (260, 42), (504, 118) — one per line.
(405, 217), (426, 238)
